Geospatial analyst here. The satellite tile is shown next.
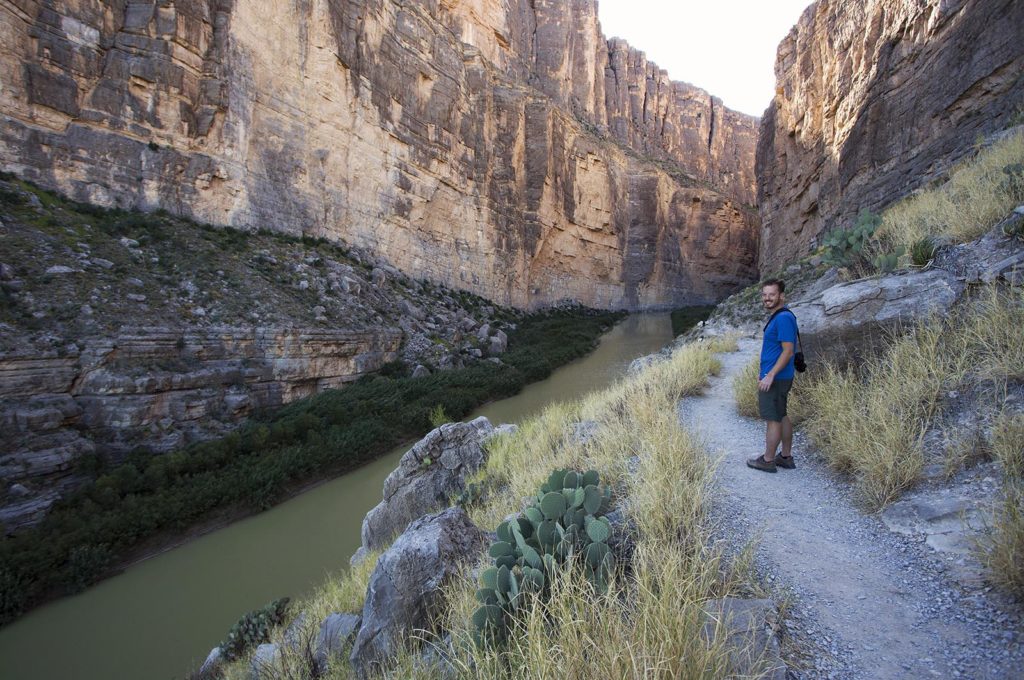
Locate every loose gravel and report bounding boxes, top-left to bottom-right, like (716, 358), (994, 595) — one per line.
(679, 337), (1023, 679)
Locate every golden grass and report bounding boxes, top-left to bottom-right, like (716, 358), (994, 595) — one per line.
(878, 130), (1024, 251)
(214, 338), (760, 679)
(991, 411), (1024, 482)
(979, 485), (1024, 599)
(802, 322), (948, 510)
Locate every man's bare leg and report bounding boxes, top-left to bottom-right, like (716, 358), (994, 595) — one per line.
(780, 416), (793, 459)
(764, 420), (782, 462)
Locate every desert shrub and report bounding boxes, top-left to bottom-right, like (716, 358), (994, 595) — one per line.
(821, 209), (882, 269)
(979, 486), (1024, 598)
(220, 598), (290, 662)
(670, 305), (715, 337)
(732, 358), (760, 419)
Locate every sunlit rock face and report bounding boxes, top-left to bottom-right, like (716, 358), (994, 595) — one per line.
(756, 0), (1024, 273)
(0, 0), (758, 310)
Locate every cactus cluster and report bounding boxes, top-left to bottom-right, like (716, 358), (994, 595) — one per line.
(471, 468), (614, 645)
(220, 597), (290, 661)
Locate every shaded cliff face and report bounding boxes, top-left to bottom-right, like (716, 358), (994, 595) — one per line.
(757, 0), (1024, 273)
(0, 0), (759, 310)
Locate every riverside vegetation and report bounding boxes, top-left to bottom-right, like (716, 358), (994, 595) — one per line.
(0, 180), (629, 626)
(732, 129), (1024, 597)
(209, 335), (784, 679)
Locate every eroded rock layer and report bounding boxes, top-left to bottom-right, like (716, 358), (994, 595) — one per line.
(0, 0), (759, 310)
(756, 0), (1024, 273)
(0, 326), (400, 531)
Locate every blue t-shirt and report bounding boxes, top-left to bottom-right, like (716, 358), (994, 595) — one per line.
(760, 308), (798, 380)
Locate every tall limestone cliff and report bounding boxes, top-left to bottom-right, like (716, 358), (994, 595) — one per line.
(756, 0), (1024, 273)
(0, 0), (759, 310)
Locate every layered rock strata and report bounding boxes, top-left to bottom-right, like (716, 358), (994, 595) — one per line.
(0, 326), (400, 532)
(0, 0), (759, 310)
(757, 0), (1024, 272)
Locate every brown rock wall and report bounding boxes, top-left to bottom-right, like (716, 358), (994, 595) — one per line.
(0, 326), (400, 532)
(757, 0), (1024, 273)
(0, 0), (759, 310)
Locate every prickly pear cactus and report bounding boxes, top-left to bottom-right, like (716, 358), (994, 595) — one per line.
(471, 468), (617, 645)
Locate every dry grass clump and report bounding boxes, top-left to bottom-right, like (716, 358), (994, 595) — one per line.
(878, 130), (1024, 251)
(979, 409), (1024, 597)
(802, 321), (948, 510)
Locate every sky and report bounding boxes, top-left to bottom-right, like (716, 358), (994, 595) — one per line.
(596, 0), (814, 117)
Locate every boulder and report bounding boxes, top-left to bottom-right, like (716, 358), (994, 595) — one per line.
(932, 217), (1024, 286)
(411, 365), (431, 379)
(790, 269), (964, 364)
(249, 643), (281, 679)
(315, 613), (362, 674)
(475, 323), (490, 341)
(350, 507), (485, 675)
(196, 646), (223, 679)
(627, 352), (665, 375)
(360, 417), (493, 551)
(371, 268), (387, 287)
(487, 333), (507, 356)
(702, 598), (786, 680)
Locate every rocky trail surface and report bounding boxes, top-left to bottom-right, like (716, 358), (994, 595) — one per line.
(680, 338), (1023, 679)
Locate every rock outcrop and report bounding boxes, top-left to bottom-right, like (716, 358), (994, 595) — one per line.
(350, 506), (485, 675)
(0, 326), (400, 532)
(359, 416), (493, 552)
(790, 269), (964, 363)
(756, 0), (1024, 273)
(0, 0), (759, 310)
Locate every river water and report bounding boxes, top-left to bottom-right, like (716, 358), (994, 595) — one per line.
(0, 314), (673, 680)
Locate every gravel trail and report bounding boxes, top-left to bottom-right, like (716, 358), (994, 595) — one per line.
(679, 337), (1022, 679)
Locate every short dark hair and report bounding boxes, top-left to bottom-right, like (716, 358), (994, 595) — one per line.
(761, 278), (785, 293)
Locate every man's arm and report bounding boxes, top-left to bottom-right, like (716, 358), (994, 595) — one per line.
(758, 341), (794, 392)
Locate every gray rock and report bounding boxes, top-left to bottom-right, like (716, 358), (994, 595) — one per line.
(488, 334), (506, 356)
(196, 646), (222, 679)
(126, 277), (144, 287)
(315, 613), (362, 674)
(371, 268), (387, 287)
(568, 420), (600, 445)
(44, 265), (79, 275)
(702, 598), (786, 680)
(790, 269), (964, 364)
(8, 483), (30, 498)
(411, 364), (431, 378)
(350, 507), (485, 674)
(628, 353), (665, 375)
(360, 417), (493, 551)
(119, 237), (140, 248)
(127, 293), (147, 302)
(92, 258), (114, 270)
(476, 323), (491, 341)
(0, 263), (15, 280)
(400, 298), (426, 321)
(250, 643), (281, 679)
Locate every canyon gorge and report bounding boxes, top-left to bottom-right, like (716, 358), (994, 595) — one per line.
(1, 0), (1022, 599)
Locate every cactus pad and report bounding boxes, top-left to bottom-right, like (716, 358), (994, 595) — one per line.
(540, 491), (567, 519)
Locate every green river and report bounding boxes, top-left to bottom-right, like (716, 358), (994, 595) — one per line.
(0, 314), (673, 680)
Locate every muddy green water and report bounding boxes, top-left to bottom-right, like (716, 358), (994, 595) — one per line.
(0, 314), (672, 680)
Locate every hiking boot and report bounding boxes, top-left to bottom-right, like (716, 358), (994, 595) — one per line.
(776, 455), (796, 470)
(746, 455), (777, 473)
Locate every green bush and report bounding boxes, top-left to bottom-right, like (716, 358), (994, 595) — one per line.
(910, 236), (938, 266)
(220, 598), (290, 662)
(670, 305), (715, 337)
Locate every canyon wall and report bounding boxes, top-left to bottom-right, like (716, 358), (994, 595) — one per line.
(0, 326), (400, 531)
(757, 0), (1024, 273)
(0, 0), (759, 310)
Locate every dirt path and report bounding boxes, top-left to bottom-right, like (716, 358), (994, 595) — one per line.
(679, 337), (1020, 679)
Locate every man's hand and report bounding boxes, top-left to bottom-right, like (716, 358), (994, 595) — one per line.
(758, 373), (774, 392)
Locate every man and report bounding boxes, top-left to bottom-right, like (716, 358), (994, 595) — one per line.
(747, 279), (797, 473)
